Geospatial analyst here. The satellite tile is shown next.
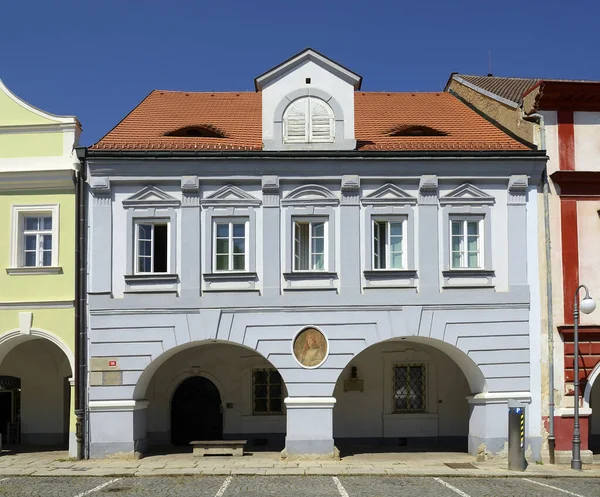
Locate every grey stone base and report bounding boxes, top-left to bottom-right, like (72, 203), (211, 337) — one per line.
(284, 438), (335, 455)
(20, 433), (67, 446)
(69, 431), (77, 458)
(90, 438), (147, 459)
(336, 436), (467, 452)
(469, 435), (542, 462)
(554, 450), (594, 465)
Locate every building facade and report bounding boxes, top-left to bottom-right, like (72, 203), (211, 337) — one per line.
(446, 74), (600, 462)
(83, 50), (546, 459)
(0, 80), (80, 455)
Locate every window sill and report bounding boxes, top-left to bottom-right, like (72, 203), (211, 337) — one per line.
(383, 413), (437, 420)
(124, 273), (178, 293)
(203, 272), (258, 292)
(442, 269), (495, 289)
(6, 266), (62, 275)
(363, 269), (417, 289)
(283, 271), (338, 292)
(203, 272), (257, 282)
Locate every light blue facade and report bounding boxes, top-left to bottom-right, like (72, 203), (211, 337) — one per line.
(84, 50), (547, 459)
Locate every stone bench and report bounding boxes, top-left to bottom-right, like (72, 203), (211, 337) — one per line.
(190, 440), (246, 457)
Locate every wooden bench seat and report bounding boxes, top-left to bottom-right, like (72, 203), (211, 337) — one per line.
(190, 440), (246, 457)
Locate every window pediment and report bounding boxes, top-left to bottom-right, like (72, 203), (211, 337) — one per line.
(282, 185), (339, 207)
(201, 184), (261, 207)
(122, 186), (180, 209)
(439, 183), (495, 206)
(362, 184), (417, 206)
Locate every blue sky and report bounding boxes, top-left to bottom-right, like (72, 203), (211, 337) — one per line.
(2, 0), (599, 145)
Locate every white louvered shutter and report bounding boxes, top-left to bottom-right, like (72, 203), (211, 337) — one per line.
(283, 99), (308, 143)
(309, 98), (334, 143)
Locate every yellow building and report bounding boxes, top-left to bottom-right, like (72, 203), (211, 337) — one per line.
(0, 80), (80, 455)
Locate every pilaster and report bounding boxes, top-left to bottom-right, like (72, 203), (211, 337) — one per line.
(89, 176), (112, 294)
(180, 176), (201, 296)
(418, 175), (439, 292)
(283, 397), (336, 457)
(262, 176), (281, 296)
(339, 175), (361, 295)
(507, 175), (528, 290)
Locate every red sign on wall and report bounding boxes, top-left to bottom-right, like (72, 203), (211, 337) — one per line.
(108, 360), (117, 367)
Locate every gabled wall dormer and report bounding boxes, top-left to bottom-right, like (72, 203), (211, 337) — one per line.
(255, 48), (361, 151)
(0, 79), (81, 163)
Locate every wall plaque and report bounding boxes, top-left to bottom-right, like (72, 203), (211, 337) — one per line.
(293, 327), (328, 368)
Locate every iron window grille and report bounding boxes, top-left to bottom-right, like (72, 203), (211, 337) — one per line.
(252, 369), (283, 415)
(393, 363), (426, 412)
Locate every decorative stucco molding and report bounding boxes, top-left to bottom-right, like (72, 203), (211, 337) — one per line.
(507, 175), (528, 205)
(202, 184), (261, 207)
(89, 176), (111, 196)
(122, 185), (180, 209)
(180, 175), (199, 193)
(362, 183), (417, 206)
(418, 175), (438, 204)
(282, 184), (339, 207)
(262, 175), (280, 207)
(341, 175), (360, 205)
(439, 183), (495, 206)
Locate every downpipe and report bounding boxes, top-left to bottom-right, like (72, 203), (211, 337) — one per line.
(526, 112), (555, 463)
(75, 147), (88, 459)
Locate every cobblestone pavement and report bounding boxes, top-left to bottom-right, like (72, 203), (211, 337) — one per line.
(0, 476), (599, 497)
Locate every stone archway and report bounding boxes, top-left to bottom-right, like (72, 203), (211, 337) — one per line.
(332, 337), (479, 454)
(135, 340), (288, 452)
(0, 331), (73, 449)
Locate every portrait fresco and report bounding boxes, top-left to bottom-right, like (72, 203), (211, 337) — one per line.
(293, 327), (328, 368)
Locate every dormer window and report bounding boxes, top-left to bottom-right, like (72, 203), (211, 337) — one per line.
(283, 96), (334, 144)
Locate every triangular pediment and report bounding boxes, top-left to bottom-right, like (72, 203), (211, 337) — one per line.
(362, 183), (417, 205)
(122, 186), (180, 207)
(255, 48), (362, 91)
(201, 184), (261, 206)
(282, 184), (339, 206)
(439, 183), (495, 205)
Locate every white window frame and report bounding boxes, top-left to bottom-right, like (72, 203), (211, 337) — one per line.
(133, 219), (170, 275)
(283, 96), (335, 144)
(212, 219), (249, 272)
(372, 219), (407, 270)
(10, 204), (60, 269)
(293, 219), (328, 272)
(449, 216), (484, 270)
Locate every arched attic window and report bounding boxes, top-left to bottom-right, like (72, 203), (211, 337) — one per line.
(283, 96), (335, 144)
(164, 125), (227, 138)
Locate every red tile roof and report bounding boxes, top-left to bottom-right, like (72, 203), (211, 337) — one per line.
(91, 90), (530, 152)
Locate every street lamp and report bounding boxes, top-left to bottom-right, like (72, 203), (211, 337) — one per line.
(571, 284), (596, 470)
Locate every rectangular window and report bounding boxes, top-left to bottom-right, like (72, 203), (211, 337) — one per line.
(135, 222), (168, 274)
(214, 221), (246, 271)
(450, 219), (482, 269)
(393, 363), (426, 413)
(294, 221), (326, 271)
(22, 215), (53, 267)
(252, 369), (283, 414)
(373, 220), (405, 269)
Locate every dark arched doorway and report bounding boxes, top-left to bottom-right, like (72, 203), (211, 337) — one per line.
(171, 376), (222, 445)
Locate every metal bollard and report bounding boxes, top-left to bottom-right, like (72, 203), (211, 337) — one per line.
(508, 400), (527, 471)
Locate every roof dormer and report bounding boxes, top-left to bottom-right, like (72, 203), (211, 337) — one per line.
(255, 48), (361, 151)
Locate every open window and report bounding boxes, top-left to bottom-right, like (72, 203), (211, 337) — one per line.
(135, 221), (169, 274)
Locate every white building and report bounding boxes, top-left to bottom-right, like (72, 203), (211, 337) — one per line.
(82, 49), (546, 459)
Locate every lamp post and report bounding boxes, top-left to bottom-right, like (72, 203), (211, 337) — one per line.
(571, 284), (596, 470)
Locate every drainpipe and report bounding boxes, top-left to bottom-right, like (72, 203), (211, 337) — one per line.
(526, 112), (555, 463)
(75, 147), (88, 459)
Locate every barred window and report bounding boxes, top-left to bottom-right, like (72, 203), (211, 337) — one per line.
(252, 369), (283, 415)
(393, 364), (426, 412)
